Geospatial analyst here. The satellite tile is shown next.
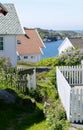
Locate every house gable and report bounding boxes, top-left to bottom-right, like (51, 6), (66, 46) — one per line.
(58, 37), (74, 55)
(0, 4), (24, 35)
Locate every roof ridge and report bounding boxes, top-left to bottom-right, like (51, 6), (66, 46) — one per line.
(24, 27), (35, 30)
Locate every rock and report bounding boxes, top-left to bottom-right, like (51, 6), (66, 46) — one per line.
(0, 90), (16, 103)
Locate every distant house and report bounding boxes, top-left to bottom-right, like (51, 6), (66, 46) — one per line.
(17, 28), (45, 62)
(0, 3), (8, 15)
(58, 37), (83, 55)
(0, 4), (24, 66)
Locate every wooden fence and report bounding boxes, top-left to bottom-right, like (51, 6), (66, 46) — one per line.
(0, 68), (36, 93)
(56, 66), (83, 123)
(59, 66), (83, 86)
(70, 88), (83, 123)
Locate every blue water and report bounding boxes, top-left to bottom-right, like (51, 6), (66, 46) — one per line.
(41, 40), (63, 59)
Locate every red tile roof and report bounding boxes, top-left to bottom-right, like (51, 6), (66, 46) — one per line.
(17, 28), (45, 55)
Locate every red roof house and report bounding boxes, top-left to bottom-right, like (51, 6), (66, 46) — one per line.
(17, 28), (45, 62)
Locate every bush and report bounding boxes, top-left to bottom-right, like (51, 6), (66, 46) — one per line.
(44, 100), (67, 130)
(37, 47), (83, 67)
(53, 121), (63, 130)
(28, 88), (42, 102)
(0, 57), (11, 69)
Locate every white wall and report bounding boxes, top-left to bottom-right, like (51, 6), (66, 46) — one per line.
(56, 67), (71, 120)
(0, 35), (17, 66)
(58, 37), (74, 55)
(19, 54), (41, 62)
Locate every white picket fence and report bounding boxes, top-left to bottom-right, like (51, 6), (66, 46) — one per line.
(70, 88), (83, 123)
(56, 67), (71, 120)
(59, 66), (83, 86)
(56, 66), (83, 123)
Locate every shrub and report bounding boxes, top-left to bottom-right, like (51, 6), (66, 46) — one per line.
(53, 121), (63, 130)
(28, 88), (42, 102)
(0, 57), (11, 69)
(44, 100), (67, 130)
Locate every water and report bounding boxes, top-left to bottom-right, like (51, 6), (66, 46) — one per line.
(41, 40), (63, 59)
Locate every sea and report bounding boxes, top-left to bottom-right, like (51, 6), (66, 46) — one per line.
(41, 30), (83, 59)
(41, 40), (63, 59)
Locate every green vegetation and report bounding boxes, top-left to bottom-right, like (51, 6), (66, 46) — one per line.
(0, 98), (44, 130)
(0, 48), (83, 130)
(37, 47), (83, 66)
(17, 61), (36, 67)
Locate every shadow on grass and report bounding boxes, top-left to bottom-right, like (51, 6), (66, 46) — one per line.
(0, 89), (45, 130)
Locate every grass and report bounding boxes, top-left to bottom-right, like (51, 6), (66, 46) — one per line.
(0, 67), (70, 130)
(0, 101), (45, 130)
(28, 120), (49, 130)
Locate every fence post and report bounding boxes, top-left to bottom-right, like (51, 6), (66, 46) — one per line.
(82, 65), (83, 84)
(32, 68), (36, 89)
(27, 74), (31, 89)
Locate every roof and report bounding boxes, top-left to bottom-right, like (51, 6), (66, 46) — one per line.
(69, 38), (83, 49)
(17, 28), (45, 55)
(0, 4), (24, 35)
(0, 3), (8, 15)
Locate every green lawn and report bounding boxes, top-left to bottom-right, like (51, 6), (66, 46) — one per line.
(28, 120), (49, 130)
(0, 102), (46, 130)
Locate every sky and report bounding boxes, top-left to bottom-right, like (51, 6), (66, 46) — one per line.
(1, 0), (83, 30)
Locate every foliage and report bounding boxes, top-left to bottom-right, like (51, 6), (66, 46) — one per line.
(29, 120), (49, 130)
(0, 92), (45, 130)
(36, 57), (59, 67)
(0, 58), (70, 130)
(37, 47), (83, 67)
(28, 88), (42, 102)
(17, 61), (36, 67)
(0, 57), (11, 69)
(0, 67), (18, 90)
(44, 99), (69, 130)
(58, 47), (83, 65)
(36, 69), (58, 102)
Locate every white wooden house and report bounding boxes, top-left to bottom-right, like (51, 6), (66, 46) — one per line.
(56, 65), (83, 123)
(58, 37), (83, 55)
(0, 4), (24, 66)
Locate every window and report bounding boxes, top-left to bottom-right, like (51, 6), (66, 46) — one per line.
(17, 40), (21, 44)
(31, 56), (34, 59)
(24, 56), (28, 59)
(0, 37), (3, 50)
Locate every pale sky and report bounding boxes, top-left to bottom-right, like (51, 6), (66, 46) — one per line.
(1, 0), (83, 30)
